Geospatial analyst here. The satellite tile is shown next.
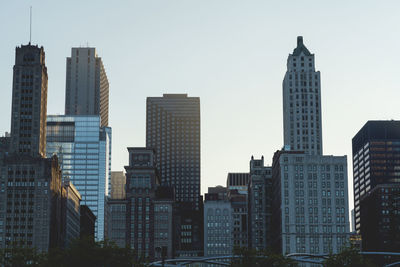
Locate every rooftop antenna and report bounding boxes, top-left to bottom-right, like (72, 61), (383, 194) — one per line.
(29, 6), (32, 44)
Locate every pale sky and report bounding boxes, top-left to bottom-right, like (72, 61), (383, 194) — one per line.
(1, 1), (400, 212)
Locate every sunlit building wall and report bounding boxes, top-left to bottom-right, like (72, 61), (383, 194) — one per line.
(65, 47), (109, 127)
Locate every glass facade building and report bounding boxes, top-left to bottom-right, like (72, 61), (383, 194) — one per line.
(46, 115), (111, 240)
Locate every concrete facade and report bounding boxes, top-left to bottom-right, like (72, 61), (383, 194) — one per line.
(204, 187), (232, 257)
(0, 44), (64, 252)
(111, 171), (126, 199)
(125, 147), (159, 259)
(10, 44), (48, 157)
(65, 47), (109, 127)
(248, 156), (272, 250)
(282, 36), (322, 155)
(153, 186), (174, 260)
(272, 150), (350, 255)
(62, 179), (81, 247)
(0, 155), (63, 251)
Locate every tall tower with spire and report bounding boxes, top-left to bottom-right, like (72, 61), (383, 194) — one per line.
(10, 44), (48, 157)
(282, 36), (322, 155)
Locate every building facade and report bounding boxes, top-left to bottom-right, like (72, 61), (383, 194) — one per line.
(110, 171), (126, 199)
(229, 190), (248, 249)
(61, 179), (81, 247)
(360, 184), (400, 256)
(0, 44), (65, 252)
(46, 115), (111, 240)
(272, 150), (350, 255)
(0, 155), (63, 251)
(106, 199), (127, 248)
(282, 36), (322, 155)
(352, 121), (400, 259)
(146, 94), (200, 209)
(125, 147), (159, 259)
(204, 187), (232, 257)
(65, 47), (109, 127)
(146, 94), (202, 257)
(9, 44), (48, 158)
(154, 186), (174, 260)
(248, 156), (272, 250)
(80, 205), (96, 239)
(227, 173), (249, 194)
(352, 121), (400, 234)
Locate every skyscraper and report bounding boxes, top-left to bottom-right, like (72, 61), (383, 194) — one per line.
(46, 115), (111, 240)
(248, 156), (272, 250)
(10, 44), (48, 157)
(146, 94), (202, 257)
(352, 121), (400, 254)
(125, 147), (159, 258)
(282, 36), (322, 155)
(0, 44), (64, 251)
(146, 94), (200, 209)
(271, 37), (350, 255)
(65, 47), (109, 127)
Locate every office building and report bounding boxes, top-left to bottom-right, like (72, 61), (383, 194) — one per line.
(106, 198), (127, 248)
(61, 179), (81, 247)
(0, 155), (63, 251)
(146, 94), (200, 208)
(360, 184), (400, 254)
(80, 205), (96, 239)
(146, 94), (203, 257)
(272, 150), (349, 255)
(106, 171), (127, 247)
(282, 36), (322, 155)
(46, 115), (111, 240)
(0, 44), (64, 251)
(248, 156), (272, 250)
(229, 189), (248, 249)
(271, 37), (350, 256)
(65, 47), (109, 127)
(9, 44), (48, 158)
(125, 147), (160, 258)
(227, 173), (249, 193)
(204, 187), (232, 257)
(352, 121), (400, 233)
(207, 186), (228, 201)
(111, 171), (126, 199)
(352, 121), (400, 261)
(154, 186), (174, 260)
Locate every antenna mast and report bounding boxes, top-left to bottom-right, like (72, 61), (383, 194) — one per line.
(29, 6), (32, 44)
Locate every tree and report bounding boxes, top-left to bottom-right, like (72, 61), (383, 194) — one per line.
(0, 244), (46, 267)
(231, 247), (297, 267)
(0, 238), (147, 267)
(323, 247), (376, 267)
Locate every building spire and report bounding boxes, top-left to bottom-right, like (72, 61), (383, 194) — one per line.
(297, 36), (303, 46)
(29, 6), (32, 44)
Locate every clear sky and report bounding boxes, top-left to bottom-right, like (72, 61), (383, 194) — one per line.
(1, 1), (400, 212)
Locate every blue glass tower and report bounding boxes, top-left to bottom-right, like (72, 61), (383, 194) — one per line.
(46, 115), (111, 240)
